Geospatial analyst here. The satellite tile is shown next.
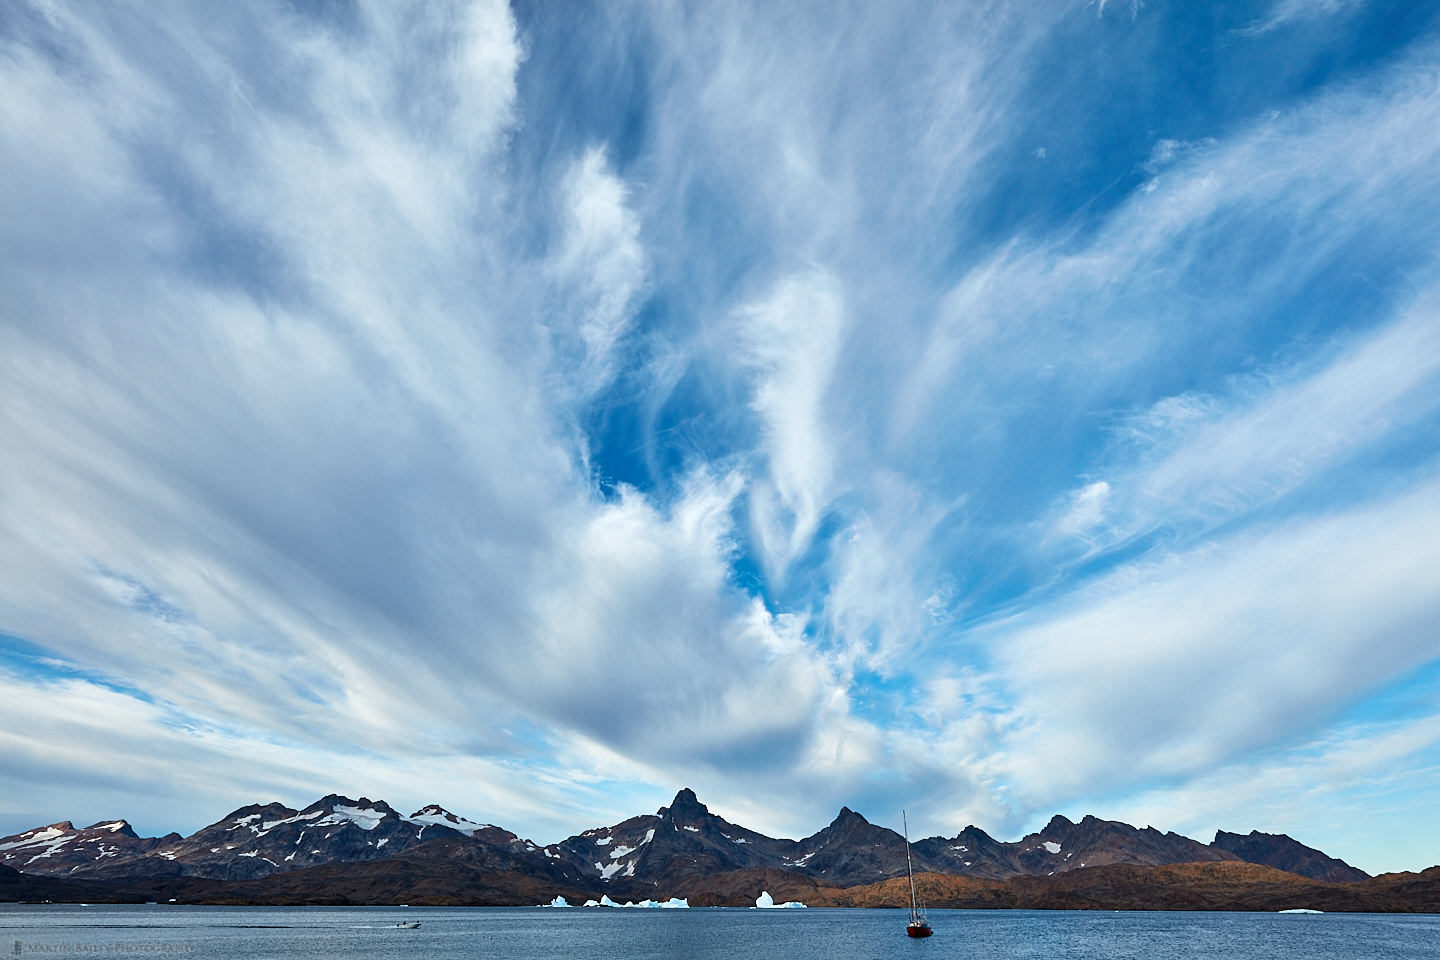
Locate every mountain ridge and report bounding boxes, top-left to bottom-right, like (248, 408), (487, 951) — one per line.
(0, 787), (1380, 900)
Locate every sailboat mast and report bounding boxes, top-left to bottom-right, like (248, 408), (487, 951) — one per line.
(904, 809), (918, 916)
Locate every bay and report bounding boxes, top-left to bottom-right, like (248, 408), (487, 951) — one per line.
(3, 903), (1437, 959)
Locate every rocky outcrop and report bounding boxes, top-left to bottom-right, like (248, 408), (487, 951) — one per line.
(1212, 829), (1369, 883)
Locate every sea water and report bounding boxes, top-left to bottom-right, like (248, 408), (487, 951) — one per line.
(3, 903), (1437, 959)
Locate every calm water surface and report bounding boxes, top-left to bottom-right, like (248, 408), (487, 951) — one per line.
(3, 904), (1437, 959)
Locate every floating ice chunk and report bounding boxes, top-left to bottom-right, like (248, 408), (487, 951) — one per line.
(754, 891), (807, 909)
(581, 894), (686, 908)
(1279, 908), (1324, 914)
(543, 896), (571, 907)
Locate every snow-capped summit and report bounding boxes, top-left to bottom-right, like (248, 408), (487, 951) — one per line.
(404, 804), (494, 838)
(0, 819), (174, 872)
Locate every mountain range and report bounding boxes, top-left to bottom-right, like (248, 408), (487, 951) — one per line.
(2, 788), (1428, 910)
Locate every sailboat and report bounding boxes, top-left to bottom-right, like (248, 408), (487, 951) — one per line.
(903, 810), (933, 938)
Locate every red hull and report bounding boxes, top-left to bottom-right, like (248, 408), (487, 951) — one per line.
(907, 923), (933, 938)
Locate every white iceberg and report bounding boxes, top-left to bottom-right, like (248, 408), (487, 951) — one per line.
(541, 895), (571, 907)
(582, 894), (689, 908)
(754, 890), (807, 909)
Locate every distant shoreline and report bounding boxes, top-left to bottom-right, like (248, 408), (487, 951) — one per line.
(6, 860), (1438, 913)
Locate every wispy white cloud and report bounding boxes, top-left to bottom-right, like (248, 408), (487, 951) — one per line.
(991, 478), (1440, 812)
(1237, 0), (1366, 37)
(2, 0), (1439, 864)
(548, 146), (648, 399)
(740, 270), (847, 579)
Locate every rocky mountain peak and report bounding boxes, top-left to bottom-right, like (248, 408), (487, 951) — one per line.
(1212, 829), (1369, 883)
(660, 788), (709, 820)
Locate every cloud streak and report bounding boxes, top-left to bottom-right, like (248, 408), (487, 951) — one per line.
(1, 0), (1438, 868)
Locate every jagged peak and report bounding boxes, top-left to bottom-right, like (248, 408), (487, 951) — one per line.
(304, 794), (394, 813)
(82, 819), (138, 838)
(834, 806), (868, 824)
(1043, 814), (1074, 833)
(219, 801), (295, 822)
(659, 787), (710, 819)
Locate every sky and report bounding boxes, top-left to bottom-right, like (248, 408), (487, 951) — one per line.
(1, 0), (1439, 876)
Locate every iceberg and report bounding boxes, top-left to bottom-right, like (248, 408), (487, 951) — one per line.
(580, 894), (689, 908)
(541, 895), (571, 907)
(754, 890), (807, 909)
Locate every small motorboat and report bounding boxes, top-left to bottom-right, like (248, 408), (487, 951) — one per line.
(394, 921), (421, 929)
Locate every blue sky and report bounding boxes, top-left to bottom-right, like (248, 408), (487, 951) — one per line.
(2, 0), (1439, 875)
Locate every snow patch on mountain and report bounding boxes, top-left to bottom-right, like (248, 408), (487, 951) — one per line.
(262, 811), (324, 831)
(403, 806), (491, 838)
(0, 827), (70, 851)
(317, 805), (387, 830)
